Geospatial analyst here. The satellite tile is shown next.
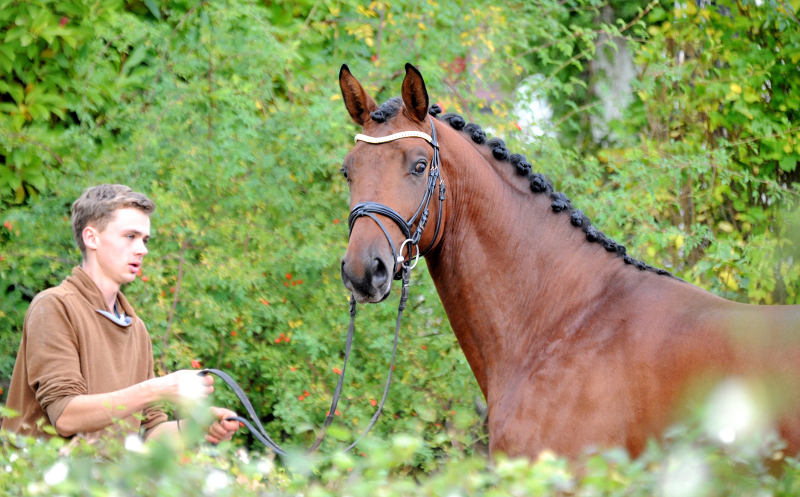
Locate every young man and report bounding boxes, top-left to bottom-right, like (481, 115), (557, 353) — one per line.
(1, 184), (239, 444)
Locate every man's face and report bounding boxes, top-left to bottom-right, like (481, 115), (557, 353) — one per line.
(90, 207), (150, 286)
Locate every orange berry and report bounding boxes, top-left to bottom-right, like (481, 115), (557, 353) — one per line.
(370, 399), (377, 407)
(191, 360), (201, 369)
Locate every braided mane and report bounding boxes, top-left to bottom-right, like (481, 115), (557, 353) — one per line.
(427, 104), (671, 277)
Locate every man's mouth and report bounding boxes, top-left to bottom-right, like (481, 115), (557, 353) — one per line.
(129, 262), (141, 273)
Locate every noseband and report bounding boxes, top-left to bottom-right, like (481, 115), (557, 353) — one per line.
(348, 119), (446, 279)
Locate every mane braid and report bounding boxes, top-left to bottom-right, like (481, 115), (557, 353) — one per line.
(370, 97), (404, 123)
(429, 106), (672, 278)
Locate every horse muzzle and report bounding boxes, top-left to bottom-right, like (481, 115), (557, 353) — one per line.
(341, 251), (393, 303)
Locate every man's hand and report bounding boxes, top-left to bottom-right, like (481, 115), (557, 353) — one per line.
(206, 407), (240, 444)
(55, 370), (213, 438)
(144, 370), (214, 404)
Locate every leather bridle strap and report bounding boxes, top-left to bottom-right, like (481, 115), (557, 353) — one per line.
(348, 119), (445, 277)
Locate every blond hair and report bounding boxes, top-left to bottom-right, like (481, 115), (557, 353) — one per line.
(71, 184), (155, 259)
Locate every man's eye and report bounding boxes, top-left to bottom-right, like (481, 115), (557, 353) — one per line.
(413, 162), (427, 175)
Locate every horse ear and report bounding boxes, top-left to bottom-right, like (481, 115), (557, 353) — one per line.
(401, 63), (429, 123)
(339, 64), (378, 126)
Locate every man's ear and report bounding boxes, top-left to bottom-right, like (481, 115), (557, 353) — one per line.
(83, 226), (100, 251)
(339, 64), (378, 125)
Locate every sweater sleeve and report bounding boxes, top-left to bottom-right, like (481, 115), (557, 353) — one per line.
(24, 295), (88, 426)
(141, 337), (168, 431)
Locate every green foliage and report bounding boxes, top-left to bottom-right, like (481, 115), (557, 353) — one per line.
(3, 413), (800, 496)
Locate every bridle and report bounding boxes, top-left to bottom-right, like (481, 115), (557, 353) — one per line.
(348, 118), (446, 278)
(198, 118), (446, 457)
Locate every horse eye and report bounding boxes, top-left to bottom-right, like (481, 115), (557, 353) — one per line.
(413, 161), (427, 175)
(340, 166), (348, 180)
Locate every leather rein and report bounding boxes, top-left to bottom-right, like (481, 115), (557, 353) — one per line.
(200, 118), (445, 457)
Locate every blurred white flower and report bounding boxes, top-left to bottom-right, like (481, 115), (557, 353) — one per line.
(704, 378), (766, 445)
(204, 469), (230, 494)
(660, 448), (708, 497)
(43, 461), (68, 485)
(10, 453), (18, 463)
(256, 458), (274, 475)
(124, 434), (146, 453)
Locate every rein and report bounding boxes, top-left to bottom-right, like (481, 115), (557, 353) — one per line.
(200, 118), (445, 457)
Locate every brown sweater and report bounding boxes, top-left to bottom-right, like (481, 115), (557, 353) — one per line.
(1, 267), (167, 439)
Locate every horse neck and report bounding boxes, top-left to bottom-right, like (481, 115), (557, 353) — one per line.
(425, 124), (633, 396)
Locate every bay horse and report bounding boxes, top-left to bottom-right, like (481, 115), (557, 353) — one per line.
(338, 63), (800, 459)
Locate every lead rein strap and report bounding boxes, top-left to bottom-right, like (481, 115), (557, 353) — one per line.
(198, 269), (410, 457)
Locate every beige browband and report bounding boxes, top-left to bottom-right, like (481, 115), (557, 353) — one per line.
(355, 131), (433, 145)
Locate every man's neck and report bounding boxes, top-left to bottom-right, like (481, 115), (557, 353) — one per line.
(81, 262), (120, 312)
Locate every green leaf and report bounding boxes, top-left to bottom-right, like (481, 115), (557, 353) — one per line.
(144, 0), (162, 20)
(122, 45), (148, 75)
(779, 155), (798, 172)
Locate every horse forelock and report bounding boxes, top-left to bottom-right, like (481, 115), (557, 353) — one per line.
(431, 107), (672, 278)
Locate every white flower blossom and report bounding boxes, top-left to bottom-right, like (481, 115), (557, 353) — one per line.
(124, 434), (147, 453)
(43, 461), (68, 485)
(256, 458), (274, 475)
(204, 469), (230, 494)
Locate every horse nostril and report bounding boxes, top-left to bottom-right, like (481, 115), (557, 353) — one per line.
(371, 257), (388, 289)
(341, 260), (351, 285)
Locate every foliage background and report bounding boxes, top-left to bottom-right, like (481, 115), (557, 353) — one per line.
(1, 0), (799, 492)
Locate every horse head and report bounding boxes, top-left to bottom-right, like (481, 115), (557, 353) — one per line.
(338, 63), (444, 303)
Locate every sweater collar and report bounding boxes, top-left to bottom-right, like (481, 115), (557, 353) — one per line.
(66, 266), (137, 326)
